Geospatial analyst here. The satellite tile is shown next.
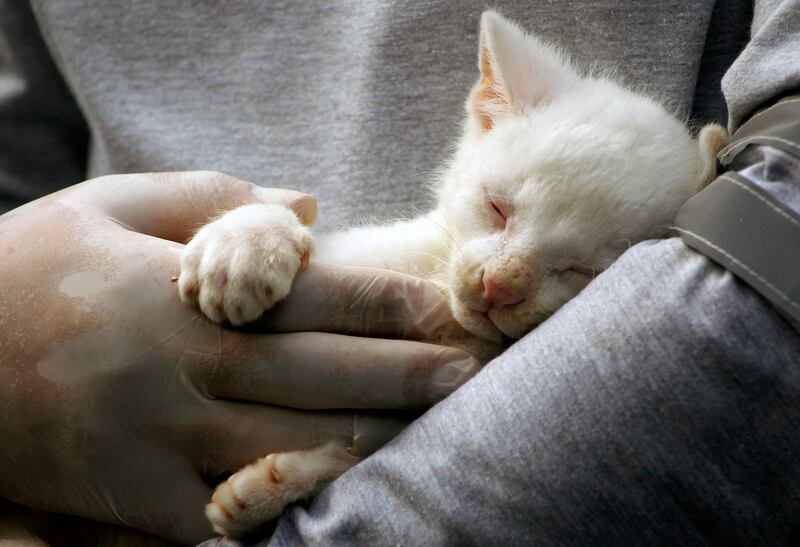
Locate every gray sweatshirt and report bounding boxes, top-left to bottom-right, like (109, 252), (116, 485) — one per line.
(2, 0), (794, 228)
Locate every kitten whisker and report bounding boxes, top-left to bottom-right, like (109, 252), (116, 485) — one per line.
(612, 238), (633, 251)
(409, 251), (450, 268)
(421, 216), (465, 258)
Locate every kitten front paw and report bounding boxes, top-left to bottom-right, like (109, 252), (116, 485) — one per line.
(206, 443), (359, 538)
(178, 203), (312, 325)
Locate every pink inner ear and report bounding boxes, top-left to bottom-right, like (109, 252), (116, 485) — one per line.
(473, 44), (511, 132)
(472, 12), (577, 133)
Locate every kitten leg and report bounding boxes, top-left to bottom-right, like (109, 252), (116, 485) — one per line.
(206, 442), (360, 538)
(178, 203), (312, 325)
(314, 210), (450, 278)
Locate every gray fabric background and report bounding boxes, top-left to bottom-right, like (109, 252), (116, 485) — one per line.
(3, 0), (756, 228)
(723, 0), (800, 128)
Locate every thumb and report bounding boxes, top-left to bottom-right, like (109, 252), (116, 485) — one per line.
(254, 186), (317, 227)
(87, 171), (317, 243)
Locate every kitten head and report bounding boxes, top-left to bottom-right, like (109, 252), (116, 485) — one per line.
(439, 11), (726, 341)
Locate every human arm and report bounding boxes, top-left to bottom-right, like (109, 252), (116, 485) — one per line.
(0, 171), (479, 545)
(233, 0), (800, 544)
(263, 237), (800, 546)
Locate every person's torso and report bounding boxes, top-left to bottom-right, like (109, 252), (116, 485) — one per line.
(31, 0), (749, 230)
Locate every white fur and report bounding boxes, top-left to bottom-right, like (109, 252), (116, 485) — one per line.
(182, 10), (726, 537)
(206, 442), (359, 538)
(179, 203), (312, 326)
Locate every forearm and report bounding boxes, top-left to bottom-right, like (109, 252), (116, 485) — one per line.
(722, 0), (800, 130)
(264, 238), (800, 546)
(674, 0), (800, 328)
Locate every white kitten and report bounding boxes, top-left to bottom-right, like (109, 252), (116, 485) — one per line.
(179, 11), (726, 538)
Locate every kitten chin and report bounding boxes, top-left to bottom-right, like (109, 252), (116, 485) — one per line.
(427, 313), (506, 365)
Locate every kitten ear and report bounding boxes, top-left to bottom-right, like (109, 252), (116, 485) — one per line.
(471, 11), (579, 132)
(696, 124), (728, 188)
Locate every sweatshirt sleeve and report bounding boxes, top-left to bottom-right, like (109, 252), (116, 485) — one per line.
(674, 0), (800, 327)
(0, 0), (88, 214)
(722, 0), (800, 131)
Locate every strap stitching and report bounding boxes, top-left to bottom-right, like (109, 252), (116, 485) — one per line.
(718, 174), (800, 230)
(674, 227), (800, 312)
(741, 97), (800, 127)
(722, 135), (800, 160)
(721, 135), (800, 160)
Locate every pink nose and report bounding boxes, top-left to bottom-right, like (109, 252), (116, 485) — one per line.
(480, 272), (525, 309)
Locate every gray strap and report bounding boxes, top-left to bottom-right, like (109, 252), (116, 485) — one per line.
(718, 95), (800, 166)
(674, 172), (800, 325)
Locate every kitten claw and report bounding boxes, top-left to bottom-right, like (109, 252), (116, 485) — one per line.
(206, 443), (360, 538)
(299, 249), (310, 271)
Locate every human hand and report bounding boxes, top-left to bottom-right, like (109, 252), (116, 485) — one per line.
(0, 171), (480, 544)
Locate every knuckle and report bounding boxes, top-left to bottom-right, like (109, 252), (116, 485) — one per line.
(192, 169), (228, 180)
(191, 170), (251, 191)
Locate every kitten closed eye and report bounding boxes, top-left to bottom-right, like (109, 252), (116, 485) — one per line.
(556, 266), (596, 292)
(565, 265), (595, 278)
(486, 196), (511, 228)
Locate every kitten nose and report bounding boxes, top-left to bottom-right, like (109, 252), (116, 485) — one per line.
(480, 272), (525, 309)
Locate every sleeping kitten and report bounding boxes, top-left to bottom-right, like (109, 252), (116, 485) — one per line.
(178, 11), (726, 538)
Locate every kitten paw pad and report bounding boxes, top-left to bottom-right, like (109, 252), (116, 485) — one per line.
(178, 203), (313, 325)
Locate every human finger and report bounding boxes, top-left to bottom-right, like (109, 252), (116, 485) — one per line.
(78, 171), (316, 242)
(190, 402), (412, 477)
(196, 331), (480, 409)
(254, 263), (455, 340)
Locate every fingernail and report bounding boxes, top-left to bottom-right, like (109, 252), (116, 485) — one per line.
(429, 356), (480, 399)
(290, 195), (318, 226)
(251, 188), (318, 226)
